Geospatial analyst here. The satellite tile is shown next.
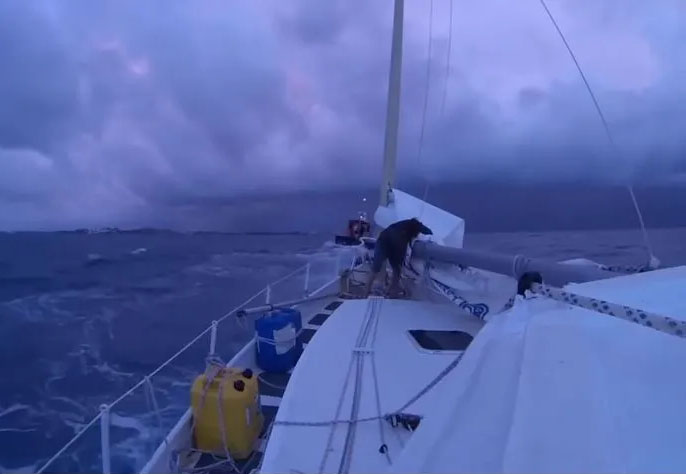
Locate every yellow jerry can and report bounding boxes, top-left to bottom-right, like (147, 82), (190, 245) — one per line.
(191, 367), (263, 459)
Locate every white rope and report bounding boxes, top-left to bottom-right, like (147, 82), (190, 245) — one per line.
(144, 376), (167, 446)
(266, 264), (309, 292)
(255, 328), (303, 346)
(317, 273), (368, 471)
(188, 357), (223, 445)
(369, 298), (391, 464)
(338, 355), (364, 474)
(599, 261), (659, 274)
(255, 421), (276, 473)
(273, 298), (467, 457)
(109, 289), (268, 409)
(257, 373), (288, 391)
(237, 440), (264, 474)
(625, 186), (653, 258)
(216, 373), (240, 473)
(275, 349), (464, 428)
(178, 449), (236, 474)
(529, 282), (686, 338)
(179, 357), (239, 474)
(536, 0), (654, 261)
(336, 298), (376, 473)
(318, 349), (357, 473)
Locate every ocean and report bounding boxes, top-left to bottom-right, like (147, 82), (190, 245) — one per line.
(1, 227), (686, 472)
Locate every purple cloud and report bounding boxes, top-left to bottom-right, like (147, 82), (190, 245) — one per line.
(0, 0), (684, 229)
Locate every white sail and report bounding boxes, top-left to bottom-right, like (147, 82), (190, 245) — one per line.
(390, 266), (686, 473)
(374, 188), (465, 248)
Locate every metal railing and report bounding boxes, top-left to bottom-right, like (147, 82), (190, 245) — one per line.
(36, 248), (359, 474)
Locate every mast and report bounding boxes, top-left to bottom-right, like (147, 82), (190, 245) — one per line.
(379, 0), (404, 207)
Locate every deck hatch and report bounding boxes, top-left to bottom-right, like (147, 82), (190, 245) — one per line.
(408, 329), (473, 351)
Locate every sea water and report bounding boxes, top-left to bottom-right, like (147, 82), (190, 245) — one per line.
(1, 227), (686, 472)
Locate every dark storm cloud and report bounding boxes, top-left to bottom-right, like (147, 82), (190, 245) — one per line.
(0, 0), (684, 229)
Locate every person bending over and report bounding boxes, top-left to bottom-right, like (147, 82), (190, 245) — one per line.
(364, 217), (432, 297)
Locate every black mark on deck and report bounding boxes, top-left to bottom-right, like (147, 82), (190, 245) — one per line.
(258, 372), (291, 397)
(325, 301), (343, 311)
(301, 328), (317, 344)
(409, 330), (473, 351)
(260, 404), (279, 438)
(308, 313), (330, 326)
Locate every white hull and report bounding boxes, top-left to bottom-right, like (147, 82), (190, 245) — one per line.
(141, 276), (344, 474)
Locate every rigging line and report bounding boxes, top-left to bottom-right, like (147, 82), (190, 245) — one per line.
(320, 300), (373, 473)
(440, 0), (454, 116)
(537, 0), (654, 259)
(421, 0), (454, 211)
(417, 0), (434, 204)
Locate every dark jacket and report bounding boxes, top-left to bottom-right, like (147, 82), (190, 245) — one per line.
(377, 218), (433, 267)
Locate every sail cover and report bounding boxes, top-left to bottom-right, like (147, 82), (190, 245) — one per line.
(389, 266), (686, 473)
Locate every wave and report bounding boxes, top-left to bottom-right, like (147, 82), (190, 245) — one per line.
(56, 228), (319, 236)
(0, 277), (54, 302)
(0, 276), (52, 290)
(0, 404), (31, 420)
(83, 247), (151, 268)
(0, 276), (104, 303)
(112, 285), (174, 296)
(85, 254), (112, 266)
(0, 462), (38, 473)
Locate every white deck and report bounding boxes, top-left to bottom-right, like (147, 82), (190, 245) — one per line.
(389, 266), (686, 473)
(261, 298), (484, 473)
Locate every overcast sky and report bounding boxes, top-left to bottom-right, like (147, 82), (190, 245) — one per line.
(0, 0), (684, 229)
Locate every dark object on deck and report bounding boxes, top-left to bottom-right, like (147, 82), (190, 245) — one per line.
(386, 413), (422, 431)
(308, 313), (330, 326)
(300, 328), (317, 344)
(409, 329), (473, 351)
(518, 271), (543, 295)
(373, 218), (433, 274)
(325, 300), (343, 311)
(257, 372), (291, 397)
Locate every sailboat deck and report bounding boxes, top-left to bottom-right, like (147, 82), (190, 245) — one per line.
(388, 266), (686, 473)
(261, 298), (484, 473)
